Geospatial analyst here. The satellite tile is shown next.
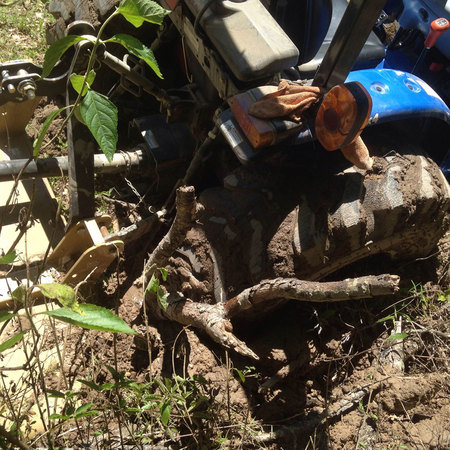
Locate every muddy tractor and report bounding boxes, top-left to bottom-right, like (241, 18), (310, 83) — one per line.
(0, 0), (449, 357)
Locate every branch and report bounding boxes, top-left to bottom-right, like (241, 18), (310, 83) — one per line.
(162, 299), (259, 360)
(225, 275), (400, 318)
(143, 185), (197, 282)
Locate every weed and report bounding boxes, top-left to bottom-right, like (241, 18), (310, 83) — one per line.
(0, 2), (53, 62)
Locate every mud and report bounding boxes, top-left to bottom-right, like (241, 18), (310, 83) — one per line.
(12, 104), (450, 448)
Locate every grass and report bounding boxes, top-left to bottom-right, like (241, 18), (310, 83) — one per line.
(0, 1), (54, 63)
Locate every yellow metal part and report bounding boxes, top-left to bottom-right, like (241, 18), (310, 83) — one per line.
(48, 215), (124, 285)
(0, 100), (66, 263)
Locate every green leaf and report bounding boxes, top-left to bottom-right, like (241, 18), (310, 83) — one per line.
(74, 403), (95, 418)
(160, 402), (171, 426)
(46, 389), (66, 399)
(78, 379), (102, 392)
(99, 382), (115, 391)
(107, 34), (162, 78)
(49, 413), (70, 421)
(33, 106), (69, 158)
(73, 104), (86, 125)
(146, 273), (158, 294)
(42, 35), (85, 78)
(377, 315), (395, 324)
(0, 251), (16, 264)
(69, 70), (96, 96)
(159, 267), (168, 281)
(117, 0), (169, 28)
(42, 303), (136, 334)
(74, 409), (100, 419)
(80, 90), (118, 162)
(157, 286), (168, 311)
(39, 283), (83, 314)
(234, 368), (245, 383)
(0, 311), (16, 323)
(105, 364), (120, 379)
(0, 331), (26, 353)
(387, 333), (409, 341)
(11, 286), (26, 304)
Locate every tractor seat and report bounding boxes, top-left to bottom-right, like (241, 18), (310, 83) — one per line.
(271, 0), (386, 79)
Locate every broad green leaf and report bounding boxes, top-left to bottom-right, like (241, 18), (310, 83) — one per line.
(39, 283), (83, 314)
(69, 70), (96, 96)
(42, 303), (136, 334)
(160, 402), (171, 426)
(33, 106), (69, 158)
(117, 0), (169, 28)
(0, 311), (16, 323)
(11, 286), (26, 304)
(80, 90), (118, 162)
(0, 331), (26, 353)
(387, 333), (409, 341)
(42, 35), (85, 78)
(99, 382), (115, 391)
(107, 34), (162, 78)
(0, 251), (16, 264)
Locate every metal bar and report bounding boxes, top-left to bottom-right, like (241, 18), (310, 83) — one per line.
(0, 150), (144, 182)
(66, 113), (96, 227)
(312, 0), (386, 90)
(102, 51), (171, 107)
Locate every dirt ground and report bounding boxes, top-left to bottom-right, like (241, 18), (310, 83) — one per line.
(36, 240), (449, 449)
(1, 2), (448, 447)
(22, 101), (450, 448)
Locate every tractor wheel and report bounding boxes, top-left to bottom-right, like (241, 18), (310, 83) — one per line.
(46, 0), (119, 43)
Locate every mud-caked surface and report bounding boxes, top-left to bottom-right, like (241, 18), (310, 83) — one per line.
(11, 108), (450, 448)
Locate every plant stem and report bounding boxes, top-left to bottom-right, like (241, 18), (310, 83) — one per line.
(42, 9), (120, 152)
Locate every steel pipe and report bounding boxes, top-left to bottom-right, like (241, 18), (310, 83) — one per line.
(0, 149), (144, 182)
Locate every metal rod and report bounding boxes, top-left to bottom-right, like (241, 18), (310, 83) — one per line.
(102, 51), (172, 107)
(0, 149), (144, 182)
(313, 0), (386, 90)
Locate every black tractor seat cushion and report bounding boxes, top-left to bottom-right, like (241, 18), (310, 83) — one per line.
(271, 0), (385, 78)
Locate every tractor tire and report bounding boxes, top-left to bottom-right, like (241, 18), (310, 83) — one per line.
(46, 0), (119, 43)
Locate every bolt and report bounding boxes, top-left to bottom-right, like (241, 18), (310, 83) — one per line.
(17, 80), (36, 100)
(7, 84), (15, 94)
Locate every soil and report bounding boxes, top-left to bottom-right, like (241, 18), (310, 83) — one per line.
(2, 1), (448, 448)
(33, 247), (450, 449)
(18, 100), (450, 448)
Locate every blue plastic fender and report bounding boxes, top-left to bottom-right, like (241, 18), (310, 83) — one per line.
(345, 68), (450, 173)
(346, 68), (450, 126)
